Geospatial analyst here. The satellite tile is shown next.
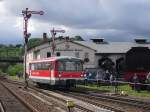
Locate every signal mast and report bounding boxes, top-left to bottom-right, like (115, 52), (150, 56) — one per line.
(50, 28), (65, 56)
(22, 8), (44, 88)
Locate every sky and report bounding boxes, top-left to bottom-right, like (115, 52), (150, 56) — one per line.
(1, 0), (150, 44)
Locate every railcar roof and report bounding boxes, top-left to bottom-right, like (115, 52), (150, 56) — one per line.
(29, 56), (82, 63)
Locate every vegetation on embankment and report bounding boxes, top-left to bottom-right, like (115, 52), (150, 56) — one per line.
(77, 84), (150, 98)
(7, 64), (23, 76)
(0, 44), (23, 75)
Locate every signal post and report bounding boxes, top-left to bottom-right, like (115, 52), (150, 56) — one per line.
(50, 28), (65, 56)
(22, 8), (44, 89)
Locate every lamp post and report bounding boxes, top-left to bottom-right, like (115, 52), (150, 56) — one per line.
(50, 28), (65, 56)
(22, 8), (44, 89)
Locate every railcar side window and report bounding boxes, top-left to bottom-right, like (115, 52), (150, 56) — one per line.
(31, 64), (35, 70)
(37, 63), (41, 70)
(57, 60), (83, 71)
(49, 62), (54, 70)
(41, 62), (50, 70)
(31, 62), (50, 70)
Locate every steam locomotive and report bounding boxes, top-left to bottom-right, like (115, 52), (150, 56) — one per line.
(124, 47), (150, 88)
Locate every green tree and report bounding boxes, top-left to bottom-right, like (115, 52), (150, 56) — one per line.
(74, 36), (84, 41)
(7, 64), (23, 76)
(27, 38), (42, 49)
(0, 62), (10, 73)
(16, 44), (23, 48)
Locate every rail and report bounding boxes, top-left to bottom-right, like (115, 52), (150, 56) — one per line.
(2, 80), (95, 112)
(0, 100), (5, 112)
(0, 81), (39, 112)
(3, 78), (150, 112)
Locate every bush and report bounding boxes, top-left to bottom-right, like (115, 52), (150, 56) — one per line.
(7, 64), (23, 76)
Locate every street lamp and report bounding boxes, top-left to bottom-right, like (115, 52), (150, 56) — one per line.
(22, 8), (44, 89)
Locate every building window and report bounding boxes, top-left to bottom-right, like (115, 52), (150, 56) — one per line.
(65, 42), (70, 49)
(75, 52), (80, 58)
(34, 50), (40, 59)
(47, 52), (51, 57)
(56, 52), (61, 56)
(84, 52), (89, 62)
(84, 52), (89, 58)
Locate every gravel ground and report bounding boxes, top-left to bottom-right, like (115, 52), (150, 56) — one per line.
(0, 82), (30, 112)
(2, 81), (70, 112)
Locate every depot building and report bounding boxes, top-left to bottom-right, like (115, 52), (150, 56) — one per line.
(27, 33), (150, 74)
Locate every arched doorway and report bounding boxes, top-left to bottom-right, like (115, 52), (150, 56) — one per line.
(116, 57), (125, 76)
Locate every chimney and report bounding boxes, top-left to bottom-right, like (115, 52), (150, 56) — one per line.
(91, 38), (105, 44)
(43, 33), (48, 42)
(134, 38), (147, 43)
(65, 36), (70, 41)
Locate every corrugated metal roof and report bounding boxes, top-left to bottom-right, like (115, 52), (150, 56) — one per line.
(75, 41), (150, 53)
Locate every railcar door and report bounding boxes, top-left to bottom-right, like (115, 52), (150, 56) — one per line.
(49, 61), (56, 85)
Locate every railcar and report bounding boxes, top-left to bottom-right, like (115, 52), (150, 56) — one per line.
(28, 56), (84, 87)
(124, 47), (150, 88)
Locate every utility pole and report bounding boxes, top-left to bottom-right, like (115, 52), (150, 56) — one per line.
(50, 28), (65, 56)
(22, 8), (44, 89)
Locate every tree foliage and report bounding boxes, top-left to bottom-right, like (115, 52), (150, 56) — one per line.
(74, 35), (84, 41)
(27, 38), (42, 49)
(7, 64), (23, 76)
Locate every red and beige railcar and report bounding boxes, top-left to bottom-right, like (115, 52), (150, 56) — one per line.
(28, 56), (84, 87)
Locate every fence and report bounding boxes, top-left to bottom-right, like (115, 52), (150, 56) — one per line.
(77, 79), (150, 95)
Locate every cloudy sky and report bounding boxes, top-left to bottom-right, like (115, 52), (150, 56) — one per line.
(1, 0), (150, 44)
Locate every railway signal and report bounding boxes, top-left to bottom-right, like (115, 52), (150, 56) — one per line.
(22, 8), (44, 89)
(50, 28), (65, 56)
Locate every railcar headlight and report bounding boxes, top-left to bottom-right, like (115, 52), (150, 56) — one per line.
(81, 74), (83, 77)
(59, 74), (61, 77)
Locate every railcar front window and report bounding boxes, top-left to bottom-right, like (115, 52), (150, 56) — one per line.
(65, 62), (76, 71)
(58, 61), (64, 71)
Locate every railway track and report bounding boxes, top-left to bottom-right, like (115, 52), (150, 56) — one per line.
(0, 81), (69, 112)
(2, 79), (116, 111)
(55, 90), (125, 112)
(88, 92), (150, 109)
(2, 79), (102, 112)
(0, 100), (5, 112)
(29, 86), (107, 112)
(68, 87), (150, 110)
(0, 81), (32, 112)
(3, 78), (150, 112)
(60, 90), (150, 111)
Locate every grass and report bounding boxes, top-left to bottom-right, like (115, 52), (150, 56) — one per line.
(77, 84), (150, 98)
(6, 76), (150, 98)
(7, 75), (24, 81)
(119, 85), (150, 98)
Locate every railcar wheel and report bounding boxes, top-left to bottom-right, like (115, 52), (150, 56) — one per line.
(36, 82), (45, 87)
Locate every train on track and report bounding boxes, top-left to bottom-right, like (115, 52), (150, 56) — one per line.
(124, 47), (150, 88)
(28, 56), (84, 87)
